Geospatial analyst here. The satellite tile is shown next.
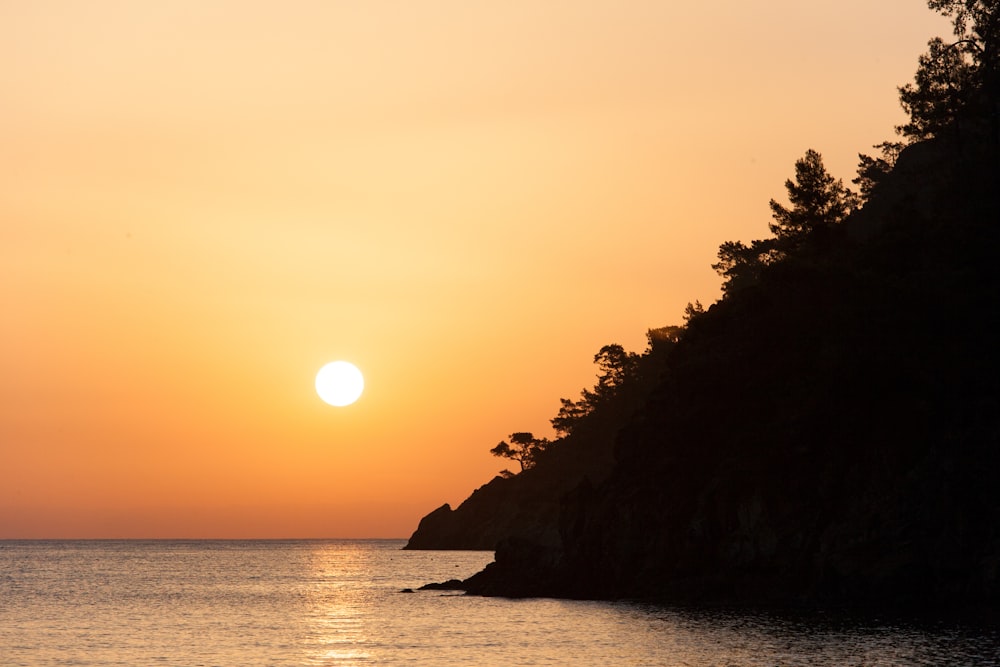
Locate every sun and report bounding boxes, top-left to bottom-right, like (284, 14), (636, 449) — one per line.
(315, 361), (364, 407)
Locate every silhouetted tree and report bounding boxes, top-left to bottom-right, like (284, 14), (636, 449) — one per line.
(713, 238), (781, 295)
(929, 0), (999, 77)
(593, 344), (640, 398)
(854, 141), (904, 200)
(715, 150), (856, 295)
(646, 325), (684, 346)
(551, 398), (590, 436)
(768, 149), (858, 245)
(898, 37), (976, 142)
(898, 1), (999, 147)
(491, 432), (549, 472)
(683, 300), (705, 323)
(551, 344), (641, 435)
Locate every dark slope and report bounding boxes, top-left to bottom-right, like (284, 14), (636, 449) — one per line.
(460, 136), (1000, 605)
(404, 391), (630, 551)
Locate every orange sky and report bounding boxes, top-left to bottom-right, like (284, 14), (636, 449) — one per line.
(1, 1), (949, 538)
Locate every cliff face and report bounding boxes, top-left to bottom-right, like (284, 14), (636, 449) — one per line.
(458, 138), (1000, 605)
(403, 475), (561, 551)
(405, 416), (620, 551)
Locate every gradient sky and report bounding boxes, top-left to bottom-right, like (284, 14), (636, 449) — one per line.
(1, 1), (949, 538)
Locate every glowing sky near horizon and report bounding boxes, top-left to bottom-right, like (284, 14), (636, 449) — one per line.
(0, 1), (950, 538)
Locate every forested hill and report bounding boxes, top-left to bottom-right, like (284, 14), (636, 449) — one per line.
(410, 0), (1000, 606)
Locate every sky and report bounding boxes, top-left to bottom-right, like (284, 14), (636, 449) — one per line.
(1, 1), (950, 538)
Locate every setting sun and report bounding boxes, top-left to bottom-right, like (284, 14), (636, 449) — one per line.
(315, 361), (364, 407)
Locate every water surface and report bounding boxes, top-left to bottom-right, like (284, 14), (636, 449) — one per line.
(1, 540), (996, 665)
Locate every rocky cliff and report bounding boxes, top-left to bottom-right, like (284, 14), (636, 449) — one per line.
(458, 136), (1000, 605)
(405, 411), (623, 551)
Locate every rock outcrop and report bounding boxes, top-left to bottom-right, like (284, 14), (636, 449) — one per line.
(403, 475), (544, 551)
(405, 410), (624, 551)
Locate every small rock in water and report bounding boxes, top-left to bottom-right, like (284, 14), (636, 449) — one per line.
(417, 579), (465, 591)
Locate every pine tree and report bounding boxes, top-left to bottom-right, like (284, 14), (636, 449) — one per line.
(768, 150), (857, 246)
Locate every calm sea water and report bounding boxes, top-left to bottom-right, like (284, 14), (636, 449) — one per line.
(1, 540), (997, 666)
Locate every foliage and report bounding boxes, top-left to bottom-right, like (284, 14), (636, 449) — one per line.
(490, 432), (550, 472)
(712, 239), (781, 295)
(898, 37), (977, 141)
(897, 1), (999, 145)
(714, 149), (855, 295)
(489, 333), (675, 477)
(683, 301), (705, 323)
(854, 141), (904, 201)
(550, 344), (642, 436)
(928, 0), (1000, 71)
(646, 325), (684, 348)
(768, 150), (858, 244)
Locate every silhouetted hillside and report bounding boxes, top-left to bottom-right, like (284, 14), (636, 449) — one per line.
(458, 128), (999, 605)
(412, 1), (1000, 607)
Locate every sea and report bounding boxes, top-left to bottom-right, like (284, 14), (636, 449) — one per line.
(1, 540), (997, 666)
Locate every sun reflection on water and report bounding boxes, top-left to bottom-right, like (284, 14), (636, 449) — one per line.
(309, 606), (371, 664)
(302, 542), (377, 665)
